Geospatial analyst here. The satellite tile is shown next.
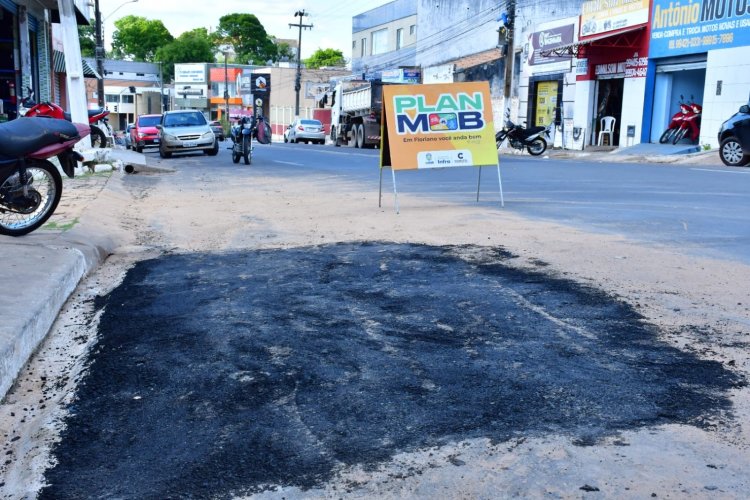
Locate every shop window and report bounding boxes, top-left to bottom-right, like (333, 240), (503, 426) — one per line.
(396, 28), (404, 50)
(372, 28), (387, 55)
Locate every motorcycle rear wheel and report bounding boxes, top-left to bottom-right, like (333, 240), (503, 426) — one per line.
(0, 160), (62, 236)
(90, 125), (107, 148)
(527, 137), (547, 156)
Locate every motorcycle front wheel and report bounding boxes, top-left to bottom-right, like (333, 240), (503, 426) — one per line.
(495, 132), (507, 149)
(672, 127), (688, 145)
(0, 159), (62, 236)
(527, 137), (547, 156)
(659, 128), (675, 144)
(242, 135), (251, 165)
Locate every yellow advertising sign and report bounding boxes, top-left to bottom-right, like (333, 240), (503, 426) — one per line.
(380, 82), (498, 171)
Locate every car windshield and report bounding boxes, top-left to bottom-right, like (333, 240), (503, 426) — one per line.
(163, 112), (207, 128)
(138, 116), (161, 127)
(301, 120), (322, 126)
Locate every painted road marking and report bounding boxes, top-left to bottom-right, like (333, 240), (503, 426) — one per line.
(274, 160), (304, 166)
(691, 168), (750, 174)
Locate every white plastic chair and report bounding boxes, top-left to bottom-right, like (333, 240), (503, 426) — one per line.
(598, 116), (616, 146)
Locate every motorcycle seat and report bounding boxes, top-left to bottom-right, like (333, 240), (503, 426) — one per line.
(88, 108), (106, 117)
(0, 117), (80, 158)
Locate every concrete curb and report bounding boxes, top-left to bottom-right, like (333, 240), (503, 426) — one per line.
(0, 174), (127, 400)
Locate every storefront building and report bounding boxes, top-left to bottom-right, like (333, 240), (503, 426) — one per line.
(520, 18), (578, 147)
(571, 0), (651, 147)
(646, 0), (750, 147)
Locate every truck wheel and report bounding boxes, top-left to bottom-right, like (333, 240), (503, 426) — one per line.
(356, 124), (365, 149)
(332, 127), (340, 147)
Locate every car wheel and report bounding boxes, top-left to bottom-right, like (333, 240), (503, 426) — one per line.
(720, 137), (750, 166)
(135, 145), (143, 153)
(205, 140), (219, 156)
(159, 144), (172, 159)
(284, 136), (288, 143)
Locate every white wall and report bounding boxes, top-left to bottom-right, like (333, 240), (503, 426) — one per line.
(701, 46), (750, 149)
(620, 76), (647, 146)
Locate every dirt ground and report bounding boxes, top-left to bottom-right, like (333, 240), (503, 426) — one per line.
(2, 163), (749, 498)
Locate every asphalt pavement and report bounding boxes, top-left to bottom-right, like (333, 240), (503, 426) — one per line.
(0, 143), (730, 400)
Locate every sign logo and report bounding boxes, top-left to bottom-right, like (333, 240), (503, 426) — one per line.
(393, 93), (485, 135)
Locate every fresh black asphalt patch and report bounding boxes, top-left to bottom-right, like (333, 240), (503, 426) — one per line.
(40, 243), (742, 499)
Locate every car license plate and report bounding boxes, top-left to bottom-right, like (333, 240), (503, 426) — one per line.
(184, 141), (198, 147)
(153, 138), (159, 143)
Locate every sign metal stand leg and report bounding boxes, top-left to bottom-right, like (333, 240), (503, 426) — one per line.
(391, 167), (400, 214)
(379, 167), (383, 208)
(476, 166), (482, 202)
(497, 164), (504, 207)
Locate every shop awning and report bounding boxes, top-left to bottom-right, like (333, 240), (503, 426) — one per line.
(540, 25), (646, 58)
(53, 50), (101, 78)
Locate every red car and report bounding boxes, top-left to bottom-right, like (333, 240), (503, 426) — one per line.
(130, 114), (162, 153)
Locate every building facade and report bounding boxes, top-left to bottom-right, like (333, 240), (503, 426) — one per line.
(350, 0), (418, 76)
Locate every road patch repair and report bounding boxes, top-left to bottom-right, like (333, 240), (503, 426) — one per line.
(38, 243), (743, 498)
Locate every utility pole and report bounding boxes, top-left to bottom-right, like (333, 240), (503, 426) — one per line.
(502, 0), (516, 104)
(289, 10), (312, 117)
(94, 0), (105, 108)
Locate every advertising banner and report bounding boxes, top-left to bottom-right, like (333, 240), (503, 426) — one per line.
(251, 73), (271, 94)
(381, 69), (421, 84)
(528, 24), (575, 66)
(381, 82), (498, 170)
(580, 0), (649, 37)
(650, 0), (750, 57)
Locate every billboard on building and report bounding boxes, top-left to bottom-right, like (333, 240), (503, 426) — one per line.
(580, 0), (649, 37)
(528, 24), (575, 66)
(650, 0), (750, 58)
(381, 69), (421, 84)
(175, 64), (206, 83)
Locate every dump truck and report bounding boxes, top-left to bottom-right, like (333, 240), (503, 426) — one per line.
(330, 79), (390, 148)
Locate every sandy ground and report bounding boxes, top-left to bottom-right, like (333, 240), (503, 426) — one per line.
(2, 161), (749, 498)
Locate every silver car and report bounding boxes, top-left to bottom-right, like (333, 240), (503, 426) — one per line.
(157, 110), (218, 158)
(285, 118), (326, 144)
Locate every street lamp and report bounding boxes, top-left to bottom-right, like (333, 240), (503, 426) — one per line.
(94, 0), (139, 108)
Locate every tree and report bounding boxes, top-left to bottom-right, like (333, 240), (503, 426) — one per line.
(276, 41), (294, 62)
(213, 13), (277, 65)
(155, 28), (216, 83)
(304, 48), (346, 69)
(78, 22), (96, 58)
(111, 15), (174, 61)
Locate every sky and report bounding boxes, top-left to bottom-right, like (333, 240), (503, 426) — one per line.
(97, 0), (395, 61)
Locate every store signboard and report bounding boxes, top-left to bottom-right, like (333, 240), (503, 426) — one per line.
(175, 64), (206, 83)
(175, 84), (207, 97)
(382, 68), (421, 84)
(528, 24), (575, 66)
(580, 0), (649, 37)
(650, 0), (750, 57)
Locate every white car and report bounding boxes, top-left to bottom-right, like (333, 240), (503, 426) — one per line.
(285, 118), (326, 144)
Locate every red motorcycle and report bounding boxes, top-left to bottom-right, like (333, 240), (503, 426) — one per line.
(659, 96), (693, 144)
(19, 89), (111, 148)
(671, 102), (702, 144)
(0, 117), (90, 236)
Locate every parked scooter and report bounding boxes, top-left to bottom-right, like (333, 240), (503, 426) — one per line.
(0, 117), (90, 236)
(19, 88), (112, 148)
(671, 101), (702, 144)
(230, 115), (254, 165)
(659, 95), (693, 144)
(495, 110), (548, 155)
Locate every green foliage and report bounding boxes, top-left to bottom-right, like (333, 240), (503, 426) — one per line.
(702, 143), (712, 151)
(304, 48), (345, 69)
(111, 15), (174, 62)
(78, 22), (96, 58)
(276, 42), (294, 61)
(213, 13), (277, 65)
(155, 28), (216, 83)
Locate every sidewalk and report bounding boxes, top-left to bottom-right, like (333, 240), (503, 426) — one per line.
(0, 142), (732, 400)
(0, 148), (171, 399)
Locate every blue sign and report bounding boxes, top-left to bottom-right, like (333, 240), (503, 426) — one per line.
(650, 0), (750, 57)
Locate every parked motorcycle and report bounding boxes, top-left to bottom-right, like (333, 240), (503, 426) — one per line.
(230, 115), (254, 165)
(19, 88), (112, 148)
(0, 116), (89, 236)
(671, 102), (702, 144)
(495, 110), (548, 155)
(659, 95), (692, 144)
